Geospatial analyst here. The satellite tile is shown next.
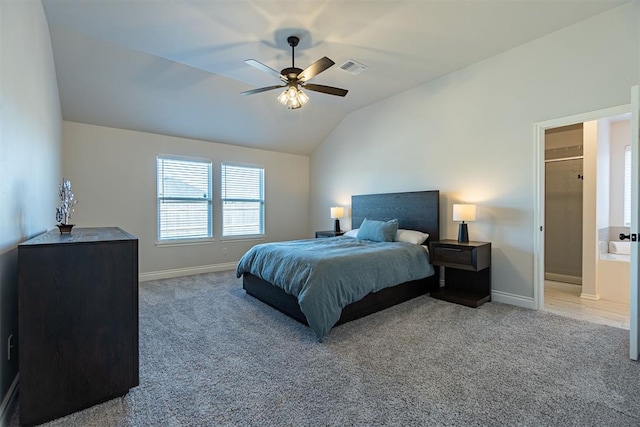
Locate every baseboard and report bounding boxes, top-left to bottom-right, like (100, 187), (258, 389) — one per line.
(491, 290), (536, 310)
(545, 272), (582, 285)
(580, 292), (600, 301)
(0, 374), (19, 427)
(139, 263), (237, 282)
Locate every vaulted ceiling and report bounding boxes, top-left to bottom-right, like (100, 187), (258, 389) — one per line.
(42, 0), (627, 155)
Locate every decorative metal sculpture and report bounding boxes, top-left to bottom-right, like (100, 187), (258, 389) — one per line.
(56, 178), (78, 233)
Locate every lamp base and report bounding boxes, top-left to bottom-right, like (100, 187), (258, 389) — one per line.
(457, 222), (469, 243)
(334, 219), (341, 233)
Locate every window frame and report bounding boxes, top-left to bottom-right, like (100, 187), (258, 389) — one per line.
(221, 162), (265, 240)
(156, 155), (214, 245)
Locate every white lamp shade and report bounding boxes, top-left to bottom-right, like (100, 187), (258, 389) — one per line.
(330, 206), (344, 219)
(453, 204), (476, 222)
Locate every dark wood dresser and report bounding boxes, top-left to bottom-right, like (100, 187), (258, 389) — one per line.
(18, 227), (139, 426)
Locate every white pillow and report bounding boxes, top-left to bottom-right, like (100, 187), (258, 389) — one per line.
(344, 229), (359, 238)
(345, 228), (428, 244)
(396, 229), (429, 245)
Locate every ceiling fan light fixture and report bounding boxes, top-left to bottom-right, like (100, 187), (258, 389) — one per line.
(297, 88), (309, 105)
(286, 86), (298, 98)
(277, 88), (300, 109)
(277, 90), (289, 105)
(277, 86), (309, 110)
(289, 99), (301, 109)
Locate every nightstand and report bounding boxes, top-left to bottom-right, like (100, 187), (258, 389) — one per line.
(315, 230), (345, 238)
(429, 239), (491, 307)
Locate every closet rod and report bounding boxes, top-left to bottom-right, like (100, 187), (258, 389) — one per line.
(544, 155), (583, 163)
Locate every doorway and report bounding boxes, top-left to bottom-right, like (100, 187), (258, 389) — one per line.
(542, 122), (630, 328)
(544, 125), (584, 285)
(534, 105), (632, 327)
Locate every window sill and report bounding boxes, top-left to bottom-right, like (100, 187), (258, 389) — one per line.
(220, 235), (266, 242)
(156, 238), (215, 248)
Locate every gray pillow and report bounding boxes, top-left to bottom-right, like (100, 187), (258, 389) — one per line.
(356, 218), (399, 242)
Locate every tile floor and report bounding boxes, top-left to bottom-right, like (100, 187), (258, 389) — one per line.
(544, 280), (630, 329)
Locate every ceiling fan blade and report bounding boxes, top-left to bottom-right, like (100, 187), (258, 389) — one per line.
(297, 57), (335, 83)
(241, 85), (286, 96)
(302, 83), (348, 97)
(244, 59), (287, 82)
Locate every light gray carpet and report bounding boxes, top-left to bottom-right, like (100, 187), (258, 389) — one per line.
(9, 270), (640, 426)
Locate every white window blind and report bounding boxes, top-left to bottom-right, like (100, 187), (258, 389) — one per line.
(157, 157), (212, 240)
(221, 163), (264, 237)
(624, 145), (631, 227)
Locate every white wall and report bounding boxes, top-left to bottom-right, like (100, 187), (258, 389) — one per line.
(0, 0), (62, 416)
(62, 122), (310, 276)
(583, 120), (600, 299)
(310, 2), (639, 304)
(596, 119), (611, 231)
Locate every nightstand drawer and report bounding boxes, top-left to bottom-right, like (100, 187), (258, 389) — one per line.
(432, 246), (472, 265)
(430, 240), (491, 272)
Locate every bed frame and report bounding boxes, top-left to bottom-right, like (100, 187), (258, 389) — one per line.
(242, 190), (440, 328)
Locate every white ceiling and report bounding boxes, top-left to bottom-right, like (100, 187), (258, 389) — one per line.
(42, 0), (627, 155)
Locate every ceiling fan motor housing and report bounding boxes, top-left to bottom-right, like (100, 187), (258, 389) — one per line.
(281, 67), (303, 80)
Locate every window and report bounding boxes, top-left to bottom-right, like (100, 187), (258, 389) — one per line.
(624, 145), (631, 227)
(157, 156), (212, 241)
(221, 163), (264, 237)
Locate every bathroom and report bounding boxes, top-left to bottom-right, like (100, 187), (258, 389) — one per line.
(544, 116), (631, 328)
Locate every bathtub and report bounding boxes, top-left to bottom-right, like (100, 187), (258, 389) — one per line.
(608, 240), (630, 255)
(597, 241), (630, 304)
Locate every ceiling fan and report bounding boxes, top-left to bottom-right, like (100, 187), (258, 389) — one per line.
(241, 35), (348, 110)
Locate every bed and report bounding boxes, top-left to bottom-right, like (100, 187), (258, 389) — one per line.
(237, 190), (440, 340)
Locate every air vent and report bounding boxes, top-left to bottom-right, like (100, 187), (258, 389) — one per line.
(339, 59), (368, 75)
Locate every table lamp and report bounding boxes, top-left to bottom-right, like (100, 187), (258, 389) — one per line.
(330, 207), (344, 232)
(453, 204), (476, 243)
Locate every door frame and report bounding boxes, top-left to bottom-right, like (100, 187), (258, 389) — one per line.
(533, 104), (631, 311)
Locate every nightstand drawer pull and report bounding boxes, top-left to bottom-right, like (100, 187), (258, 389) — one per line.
(441, 248), (462, 252)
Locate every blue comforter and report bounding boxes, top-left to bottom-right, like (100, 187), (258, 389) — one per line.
(236, 237), (434, 340)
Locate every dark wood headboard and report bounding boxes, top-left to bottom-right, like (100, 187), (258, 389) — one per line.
(351, 190), (440, 243)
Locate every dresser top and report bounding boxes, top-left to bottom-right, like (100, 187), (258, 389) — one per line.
(20, 227), (136, 246)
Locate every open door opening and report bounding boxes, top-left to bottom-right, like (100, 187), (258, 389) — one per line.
(534, 98), (638, 360)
